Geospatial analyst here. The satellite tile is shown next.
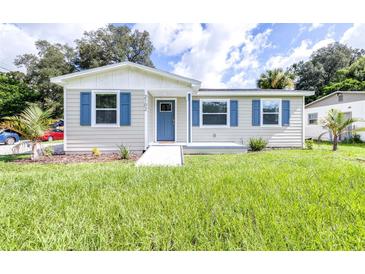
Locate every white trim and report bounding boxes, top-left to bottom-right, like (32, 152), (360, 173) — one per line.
(200, 99), (230, 128)
(186, 93), (189, 143)
(302, 97), (305, 148)
(307, 112), (318, 125)
(260, 98), (282, 127)
(144, 89), (148, 149)
(196, 90), (314, 97)
(63, 87), (67, 152)
(189, 93), (192, 143)
(91, 90), (119, 127)
(154, 98), (177, 142)
(51, 61), (201, 86)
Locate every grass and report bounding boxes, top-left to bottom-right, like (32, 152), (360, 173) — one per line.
(0, 143), (364, 250)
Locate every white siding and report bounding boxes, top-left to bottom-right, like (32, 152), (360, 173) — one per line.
(305, 100), (365, 141)
(192, 96), (304, 148)
(65, 89), (145, 153)
(63, 67), (191, 90)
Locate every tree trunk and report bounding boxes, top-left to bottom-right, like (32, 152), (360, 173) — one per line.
(333, 135), (338, 151)
(31, 142), (43, 160)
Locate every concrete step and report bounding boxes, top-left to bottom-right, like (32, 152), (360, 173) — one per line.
(136, 145), (183, 167)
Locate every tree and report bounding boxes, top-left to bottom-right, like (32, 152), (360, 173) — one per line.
(319, 109), (362, 151)
(1, 104), (52, 160)
(335, 56), (365, 82)
(0, 71), (40, 118)
(291, 43), (365, 102)
(257, 68), (294, 89)
(15, 40), (77, 117)
(322, 79), (365, 93)
(310, 42), (356, 85)
(75, 24), (154, 69)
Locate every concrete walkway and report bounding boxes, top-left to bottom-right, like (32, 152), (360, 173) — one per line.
(136, 145), (183, 167)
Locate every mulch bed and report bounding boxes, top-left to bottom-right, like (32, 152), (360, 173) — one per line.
(13, 153), (139, 164)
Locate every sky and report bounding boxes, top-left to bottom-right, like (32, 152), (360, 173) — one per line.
(0, 23), (364, 88)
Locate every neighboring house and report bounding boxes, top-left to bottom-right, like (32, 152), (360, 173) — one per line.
(305, 91), (365, 141)
(51, 62), (313, 154)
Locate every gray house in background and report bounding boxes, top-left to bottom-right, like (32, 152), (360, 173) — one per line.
(51, 62), (314, 154)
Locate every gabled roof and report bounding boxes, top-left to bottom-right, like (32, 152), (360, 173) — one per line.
(51, 61), (201, 86)
(305, 91), (365, 108)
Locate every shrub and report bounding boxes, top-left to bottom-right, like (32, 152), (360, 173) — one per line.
(43, 146), (53, 156)
(248, 138), (267, 151)
(305, 139), (314, 150)
(342, 134), (363, 144)
(117, 144), (130, 160)
(91, 147), (101, 157)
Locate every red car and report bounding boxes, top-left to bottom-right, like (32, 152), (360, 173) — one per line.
(39, 129), (64, 141)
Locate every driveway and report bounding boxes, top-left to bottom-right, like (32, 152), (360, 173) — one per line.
(0, 141), (64, 155)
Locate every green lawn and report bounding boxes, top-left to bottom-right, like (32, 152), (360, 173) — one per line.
(0, 143), (364, 250)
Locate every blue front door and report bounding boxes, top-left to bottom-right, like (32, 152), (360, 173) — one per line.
(157, 100), (175, 141)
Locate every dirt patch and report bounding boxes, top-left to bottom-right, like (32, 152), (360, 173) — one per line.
(12, 153), (139, 164)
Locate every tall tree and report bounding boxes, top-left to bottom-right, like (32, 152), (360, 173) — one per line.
(290, 42), (365, 103)
(75, 24), (154, 69)
(0, 71), (40, 118)
(15, 40), (77, 117)
(257, 68), (294, 89)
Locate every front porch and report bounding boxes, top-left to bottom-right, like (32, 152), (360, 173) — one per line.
(145, 88), (192, 146)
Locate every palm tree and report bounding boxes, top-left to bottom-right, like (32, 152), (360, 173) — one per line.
(257, 68), (294, 89)
(1, 104), (52, 160)
(319, 109), (363, 151)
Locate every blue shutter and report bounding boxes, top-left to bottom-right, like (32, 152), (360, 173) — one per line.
(120, 92), (131, 126)
(252, 100), (260, 126)
(192, 100), (200, 126)
(230, 100), (238, 127)
(282, 100), (290, 126)
(80, 92), (91, 126)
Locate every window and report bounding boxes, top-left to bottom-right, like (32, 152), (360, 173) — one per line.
(201, 100), (228, 126)
(308, 113), (318, 125)
(160, 102), (172, 112)
(261, 100), (280, 125)
(95, 93), (117, 124)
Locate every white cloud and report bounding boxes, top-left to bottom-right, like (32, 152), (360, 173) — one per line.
(265, 38), (334, 70)
(135, 23), (272, 88)
(341, 23), (365, 49)
(308, 23), (324, 31)
(133, 23), (204, 56)
(0, 23), (104, 72)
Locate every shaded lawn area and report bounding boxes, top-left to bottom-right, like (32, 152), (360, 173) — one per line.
(0, 143), (364, 250)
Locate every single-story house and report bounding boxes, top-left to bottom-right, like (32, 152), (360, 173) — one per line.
(51, 62), (314, 154)
(305, 91), (365, 141)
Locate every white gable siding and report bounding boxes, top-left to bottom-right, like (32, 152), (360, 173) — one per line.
(65, 89), (145, 153)
(192, 96), (304, 147)
(63, 67), (191, 90)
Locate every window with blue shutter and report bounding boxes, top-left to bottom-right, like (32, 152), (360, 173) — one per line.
(192, 100), (200, 126)
(282, 100), (290, 126)
(80, 92), (91, 126)
(230, 100), (238, 127)
(120, 92), (131, 126)
(252, 100), (260, 126)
